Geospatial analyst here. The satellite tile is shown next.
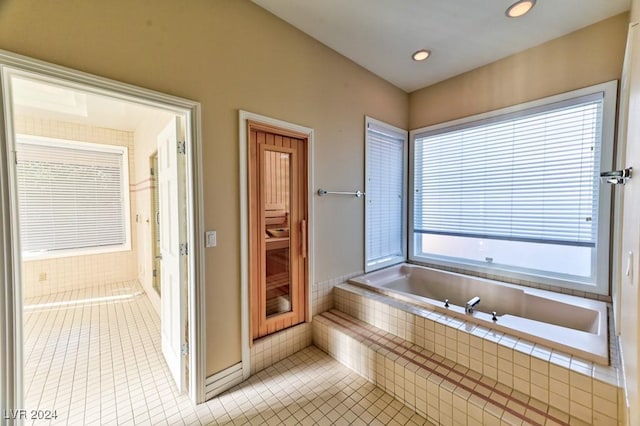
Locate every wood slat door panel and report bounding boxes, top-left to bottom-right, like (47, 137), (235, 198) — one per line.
(249, 122), (307, 341)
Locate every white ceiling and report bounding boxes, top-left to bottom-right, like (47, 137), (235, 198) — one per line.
(11, 76), (172, 132)
(251, 0), (631, 92)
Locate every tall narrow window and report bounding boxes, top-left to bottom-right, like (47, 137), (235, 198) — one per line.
(365, 117), (407, 271)
(410, 82), (616, 293)
(16, 136), (130, 257)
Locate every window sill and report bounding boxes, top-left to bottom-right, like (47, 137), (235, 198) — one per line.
(408, 254), (608, 297)
(365, 255), (406, 273)
(22, 243), (132, 262)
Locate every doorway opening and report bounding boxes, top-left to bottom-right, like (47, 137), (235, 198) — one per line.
(0, 53), (205, 417)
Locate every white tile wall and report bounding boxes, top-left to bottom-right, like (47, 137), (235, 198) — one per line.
(311, 271), (362, 317)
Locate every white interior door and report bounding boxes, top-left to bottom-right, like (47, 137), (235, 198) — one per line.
(619, 22), (640, 425)
(157, 116), (187, 392)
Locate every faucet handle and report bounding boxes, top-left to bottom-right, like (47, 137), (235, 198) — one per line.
(444, 299), (449, 308)
(492, 312), (498, 321)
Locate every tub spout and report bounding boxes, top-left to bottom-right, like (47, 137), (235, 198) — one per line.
(465, 296), (480, 314)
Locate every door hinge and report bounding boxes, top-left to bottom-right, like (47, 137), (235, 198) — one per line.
(181, 342), (189, 356)
(180, 243), (188, 256)
(177, 141), (186, 155)
(152, 269), (157, 278)
(150, 167), (154, 176)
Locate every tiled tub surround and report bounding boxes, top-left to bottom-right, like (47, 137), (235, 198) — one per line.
(315, 311), (568, 426)
(348, 264), (609, 365)
(311, 271), (363, 317)
(326, 284), (623, 425)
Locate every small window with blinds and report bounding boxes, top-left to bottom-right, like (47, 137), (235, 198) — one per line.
(365, 117), (407, 272)
(409, 82), (615, 293)
(16, 136), (130, 258)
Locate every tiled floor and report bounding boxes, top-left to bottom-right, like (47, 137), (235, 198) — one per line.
(23, 282), (199, 425)
(23, 282), (433, 425)
(214, 347), (433, 426)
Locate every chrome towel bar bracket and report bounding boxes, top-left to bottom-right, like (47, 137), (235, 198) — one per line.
(600, 167), (632, 185)
(317, 189), (365, 198)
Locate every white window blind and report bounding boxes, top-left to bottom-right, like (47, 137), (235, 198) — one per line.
(365, 119), (406, 271)
(413, 93), (603, 248)
(16, 138), (128, 254)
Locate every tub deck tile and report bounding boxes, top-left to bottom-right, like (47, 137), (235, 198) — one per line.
(316, 309), (581, 426)
(331, 282), (625, 425)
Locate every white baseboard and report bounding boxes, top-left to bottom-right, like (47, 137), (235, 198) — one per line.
(204, 362), (244, 400)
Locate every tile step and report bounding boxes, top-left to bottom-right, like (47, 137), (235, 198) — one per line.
(313, 310), (613, 426)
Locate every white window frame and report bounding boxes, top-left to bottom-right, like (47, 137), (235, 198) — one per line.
(16, 134), (132, 260)
(365, 116), (408, 272)
(409, 81), (616, 295)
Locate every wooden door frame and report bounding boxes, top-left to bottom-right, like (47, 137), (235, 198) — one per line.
(251, 131), (306, 339)
(0, 49), (207, 407)
(239, 110), (314, 380)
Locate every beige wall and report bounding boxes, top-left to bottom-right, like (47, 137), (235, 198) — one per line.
(409, 13), (629, 129)
(0, 0), (409, 375)
(15, 116), (138, 298)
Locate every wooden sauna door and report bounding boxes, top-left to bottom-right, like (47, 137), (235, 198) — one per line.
(249, 122), (307, 340)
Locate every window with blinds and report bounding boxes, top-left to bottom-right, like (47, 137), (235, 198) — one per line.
(16, 136), (130, 256)
(409, 82), (615, 292)
(365, 118), (407, 271)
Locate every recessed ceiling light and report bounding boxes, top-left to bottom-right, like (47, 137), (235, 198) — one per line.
(505, 0), (536, 18)
(412, 49), (431, 61)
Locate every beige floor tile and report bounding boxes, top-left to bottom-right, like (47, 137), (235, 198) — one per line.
(24, 283), (435, 425)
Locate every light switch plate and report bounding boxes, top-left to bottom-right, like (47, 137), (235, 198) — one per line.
(206, 231), (217, 248)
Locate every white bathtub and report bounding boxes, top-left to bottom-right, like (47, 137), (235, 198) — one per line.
(348, 263), (609, 365)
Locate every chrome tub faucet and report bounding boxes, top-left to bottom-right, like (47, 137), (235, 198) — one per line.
(465, 296), (480, 314)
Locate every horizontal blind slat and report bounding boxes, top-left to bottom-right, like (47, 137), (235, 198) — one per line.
(366, 124), (405, 265)
(413, 97), (602, 247)
(16, 140), (127, 253)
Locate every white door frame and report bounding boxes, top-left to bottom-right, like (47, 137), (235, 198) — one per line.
(0, 49), (207, 408)
(238, 110), (315, 379)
